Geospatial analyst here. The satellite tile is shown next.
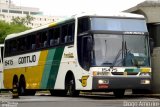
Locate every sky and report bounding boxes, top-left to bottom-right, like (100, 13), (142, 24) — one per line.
(11, 0), (146, 16)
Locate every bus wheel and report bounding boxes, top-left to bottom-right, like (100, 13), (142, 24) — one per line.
(18, 76), (26, 96)
(12, 75), (18, 93)
(65, 76), (79, 97)
(113, 89), (125, 98)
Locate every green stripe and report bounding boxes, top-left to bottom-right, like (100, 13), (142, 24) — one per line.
(40, 49), (56, 88)
(41, 47), (64, 89)
(125, 68), (140, 72)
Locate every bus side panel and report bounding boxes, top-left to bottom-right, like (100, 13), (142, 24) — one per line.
(3, 50), (48, 89)
(54, 46), (93, 90)
(4, 68), (25, 89)
(25, 50), (48, 89)
(40, 47), (65, 89)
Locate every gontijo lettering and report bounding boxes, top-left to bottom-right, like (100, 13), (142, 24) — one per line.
(18, 55), (36, 64)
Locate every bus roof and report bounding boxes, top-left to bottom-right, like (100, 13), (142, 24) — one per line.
(5, 12), (145, 40)
(74, 12), (145, 19)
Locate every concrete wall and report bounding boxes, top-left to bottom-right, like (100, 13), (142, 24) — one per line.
(151, 47), (160, 93)
(138, 6), (160, 23)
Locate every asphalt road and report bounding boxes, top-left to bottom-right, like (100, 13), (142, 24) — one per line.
(0, 93), (160, 107)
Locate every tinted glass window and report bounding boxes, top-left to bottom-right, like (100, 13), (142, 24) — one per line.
(91, 18), (147, 32)
(78, 17), (90, 34)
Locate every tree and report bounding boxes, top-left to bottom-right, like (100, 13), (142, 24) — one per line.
(11, 14), (34, 25)
(25, 14), (35, 25)
(11, 16), (25, 25)
(0, 15), (34, 43)
(0, 20), (30, 43)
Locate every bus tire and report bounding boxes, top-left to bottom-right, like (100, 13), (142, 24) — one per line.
(18, 76), (36, 96)
(18, 75), (26, 96)
(65, 75), (79, 97)
(12, 75), (18, 92)
(113, 89), (125, 98)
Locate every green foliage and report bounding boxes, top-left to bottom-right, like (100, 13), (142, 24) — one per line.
(0, 20), (30, 43)
(11, 16), (25, 25)
(0, 15), (34, 43)
(25, 14), (35, 25)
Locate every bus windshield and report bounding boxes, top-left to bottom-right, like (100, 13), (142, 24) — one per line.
(93, 34), (149, 67)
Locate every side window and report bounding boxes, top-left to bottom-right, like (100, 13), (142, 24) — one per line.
(35, 33), (41, 49)
(49, 28), (54, 46)
(25, 36), (31, 50)
(61, 24), (68, 43)
(54, 27), (60, 45)
(68, 22), (75, 42)
(41, 31), (48, 48)
(31, 34), (36, 50)
(77, 35), (93, 70)
(78, 17), (90, 34)
(18, 37), (25, 52)
(11, 40), (17, 54)
(5, 41), (9, 57)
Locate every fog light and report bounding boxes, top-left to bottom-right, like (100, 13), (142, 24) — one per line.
(140, 72), (150, 76)
(141, 80), (150, 84)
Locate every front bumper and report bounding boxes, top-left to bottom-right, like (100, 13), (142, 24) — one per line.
(92, 76), (151, 90)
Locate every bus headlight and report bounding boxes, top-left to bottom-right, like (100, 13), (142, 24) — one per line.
(141, 79), (150, 84)
(98, 79), (109, 84)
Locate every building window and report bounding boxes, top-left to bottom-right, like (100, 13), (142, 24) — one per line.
(9, 10), (22, 14)
(2, 9), (8, 13)
(23, 11), (29, 15)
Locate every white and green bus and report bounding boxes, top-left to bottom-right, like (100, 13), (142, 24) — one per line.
(3, 12), (151, 97)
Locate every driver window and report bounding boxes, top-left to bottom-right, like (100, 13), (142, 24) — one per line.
(77, 35), (93, 70)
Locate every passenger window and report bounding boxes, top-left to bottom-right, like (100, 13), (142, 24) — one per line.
(31, 35), (36, 50)
(54, 27), (60, 45)
(49, 28), (54, 46)
(35, 34), (41, 49)
(19, 38), (25, 51)
(41, 31), (48, 48)
(68, 22), (75, 42)
(61, 24), (68, 43)
(25, 36), (31, 50)
(12, 40), (17, 53)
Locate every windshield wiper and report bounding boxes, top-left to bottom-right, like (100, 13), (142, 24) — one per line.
(102, 40), (113, 66)
(110, 40), (124, 67)
(111, 49), (123, 67)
